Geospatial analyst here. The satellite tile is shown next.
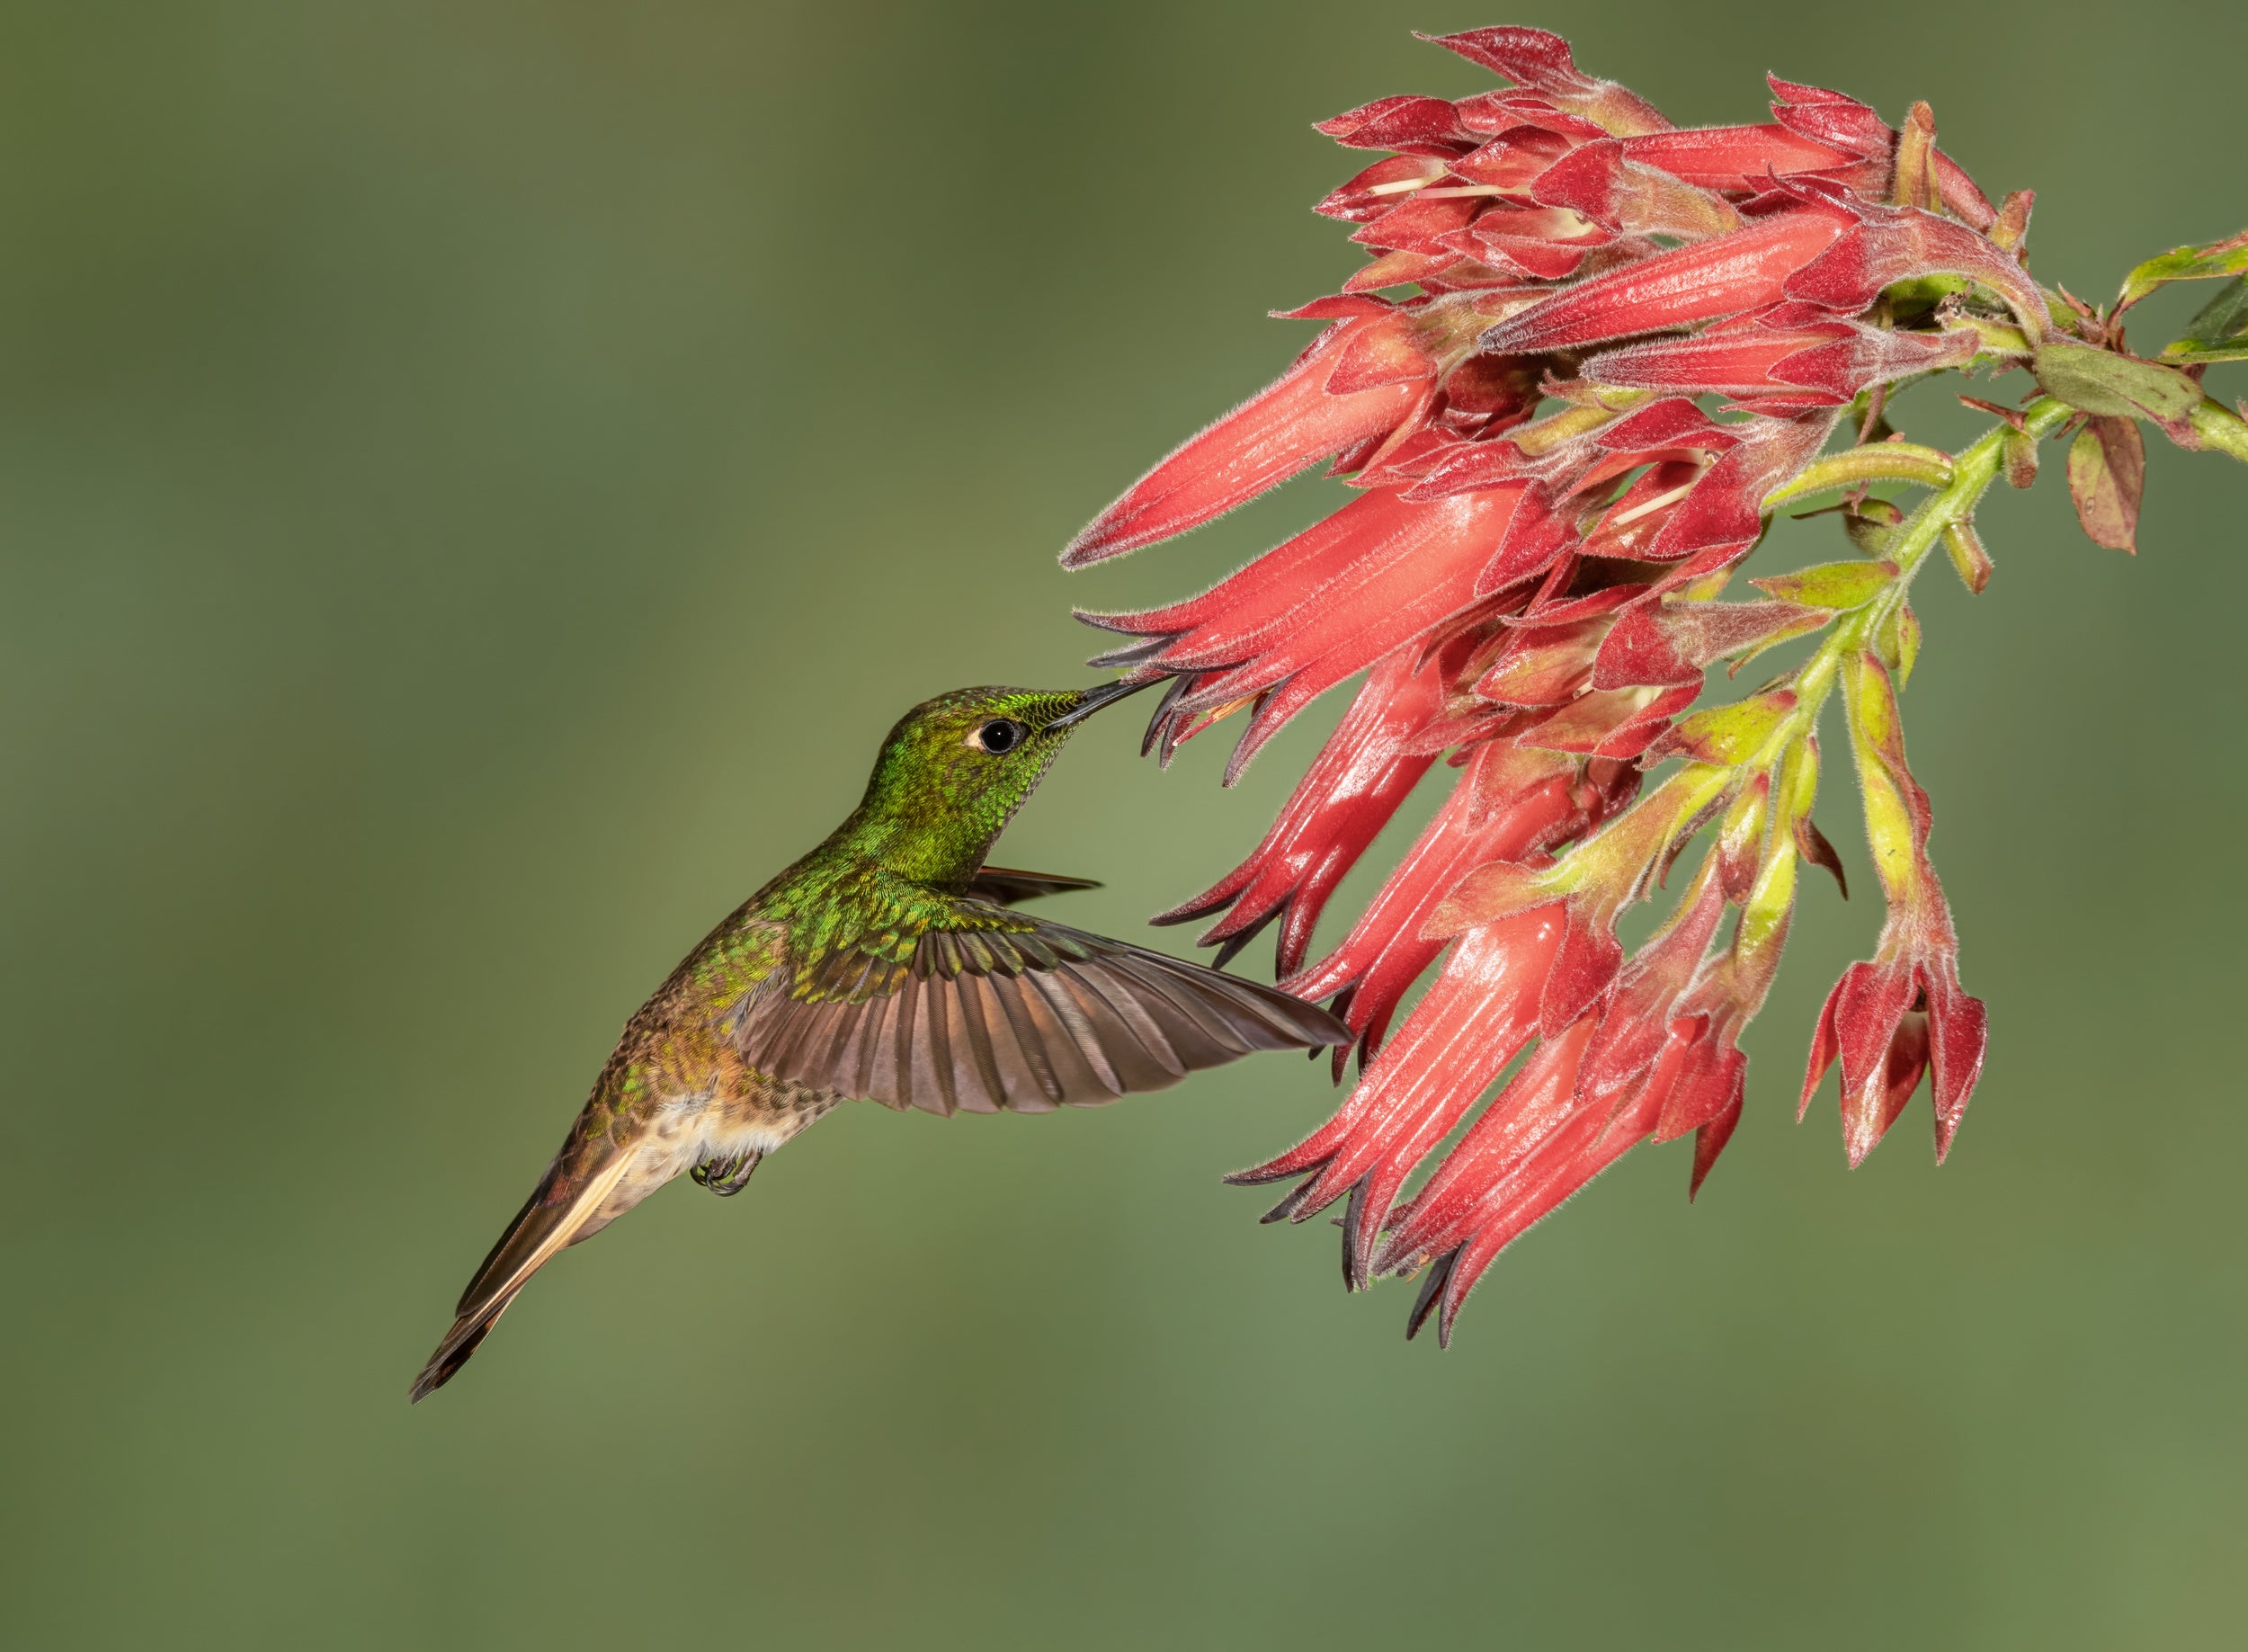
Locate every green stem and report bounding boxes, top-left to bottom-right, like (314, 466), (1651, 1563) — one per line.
(1851, 397), (2072, 635)
(2190, 397), (2248, 463)
(1749, 397), (2071, 770)
(1571, 399), (2073, 906)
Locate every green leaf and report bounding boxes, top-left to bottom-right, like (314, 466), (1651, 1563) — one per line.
(2162, 275), (2248, 365)
(2164, 339), (2248, 366)
(2116, 231), (2248, 310)
(1749, 558), (1898, 611)
(2031, 341), (2202, 425)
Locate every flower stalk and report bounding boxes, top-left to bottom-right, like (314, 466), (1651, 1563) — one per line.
(1062, 24), (2247, 1341)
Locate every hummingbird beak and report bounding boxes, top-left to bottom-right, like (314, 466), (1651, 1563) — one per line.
(1046, 676), (1156, 729)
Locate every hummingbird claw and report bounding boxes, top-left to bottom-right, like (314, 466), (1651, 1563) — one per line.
(691, 1150), (763, 1197)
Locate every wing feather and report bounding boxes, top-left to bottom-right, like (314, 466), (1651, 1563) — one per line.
(727, 897), (1348, 1116)
(966, 866), (1102, 906)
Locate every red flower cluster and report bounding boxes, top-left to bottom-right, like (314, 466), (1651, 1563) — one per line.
(1065, 28), (2248, 1340)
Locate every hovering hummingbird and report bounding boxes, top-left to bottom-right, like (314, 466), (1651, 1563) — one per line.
(412, 681), (1349, 1399)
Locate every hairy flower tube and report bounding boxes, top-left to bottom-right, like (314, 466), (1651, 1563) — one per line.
(1064, 26), (2248, 1342)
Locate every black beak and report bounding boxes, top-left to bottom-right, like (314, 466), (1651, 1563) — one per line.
(1047, 676), (1155, 729)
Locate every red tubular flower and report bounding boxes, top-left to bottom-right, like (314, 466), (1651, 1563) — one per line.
(1058, 25), (2181, 1344)
(1800, 651), (1989, 1162)
(1280, 736), (1619, 1069)
(1619, 124), (1860, 192)
(1151, 646), (1447, 974)
(1802, 942), (1948, 1165)
(1374, 828), (1798, 1340)
(1579, 407), (1842, 615)
(1583, 316), (1977, 403)
(1783, 200), (2048, 343)
(1232, 905), (1564, 1288)
(1062, 309), (1431, 567)
(1372, 1012), (1608, 1335)
(1473, 205), (1856, 356)
(1084, 483), (1527, 780)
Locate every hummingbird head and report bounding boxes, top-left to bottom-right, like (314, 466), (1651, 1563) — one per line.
(848, 681), (1150, 886)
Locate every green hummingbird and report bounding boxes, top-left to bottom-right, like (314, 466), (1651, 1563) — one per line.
(411, 681), (1349, 1400)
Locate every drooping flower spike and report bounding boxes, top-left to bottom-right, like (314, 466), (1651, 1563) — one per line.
(1065, 25), (2248, 1340)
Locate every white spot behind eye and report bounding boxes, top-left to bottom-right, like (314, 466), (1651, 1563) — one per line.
(966, 719), (1023, 754)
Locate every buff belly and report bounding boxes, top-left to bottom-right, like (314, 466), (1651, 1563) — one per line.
(585, 1076), (845, 1230)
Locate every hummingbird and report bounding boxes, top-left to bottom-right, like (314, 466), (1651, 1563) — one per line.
(411, 681), (1350, 1399)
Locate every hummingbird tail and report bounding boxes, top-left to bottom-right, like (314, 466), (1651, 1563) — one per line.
(409, 1147), (638, 1403)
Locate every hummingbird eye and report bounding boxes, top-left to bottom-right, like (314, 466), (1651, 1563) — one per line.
(973, 719), (1026, 755)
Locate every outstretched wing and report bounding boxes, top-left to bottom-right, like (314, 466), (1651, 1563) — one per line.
(965, 865), (1102, 905)
(722, 894), (1348, 1117)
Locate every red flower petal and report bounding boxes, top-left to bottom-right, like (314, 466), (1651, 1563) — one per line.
(1230, 906), (1559, 1210)
(1324, 312), (1439, 393)
(1619, 123), (1857, 192)
(1385, 1015), (1647, 1343)
(1451, 126), (1578, 192)
(1799, 969), (1848, 1120)
(1150, 487), (1526, 775)
(1531, 138), (1740, 239)
(1766, 76), (1996, 228)
(1542, 903), (1625, 1036)
(1925, 970), (1988, 1162)
(1476, 207), (1853, 355)
(1378, 1012), (1601, 1272)
(1585, 323), (1859, 399)
(1316, 155), (1451, 222)
(1315, 94), (1475, 156)
(1155, 647), (1445, 976)
(1063, 320), (1425, 565)
(1639, 408), (1840, 576)
(1577, 463), (1699, 560)
(1423, 28), (1673, 137)
(1842, 1006), (1929, 1166)
(1286, 738), (1599, 1066)
(1653, 1027), (1749, 1142)
(1352, 192), (1484, 255)
(1782, 205), (2045, 341)
(1820, 959), (1919, 1165)
(1766, 76), (1893, 157)
(1689, 1092), (1743, 1199)
(1600, 397), (1744, 452)
(1766, 324), (1978, 398)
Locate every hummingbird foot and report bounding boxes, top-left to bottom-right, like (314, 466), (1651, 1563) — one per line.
(690, 1149), (763, 1197)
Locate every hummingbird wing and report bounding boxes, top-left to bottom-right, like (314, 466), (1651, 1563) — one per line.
(964, 865), (1102, 905)
(721, 897), (1349, 1117)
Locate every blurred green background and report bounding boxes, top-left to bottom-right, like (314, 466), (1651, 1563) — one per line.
(4, 1), (2244, 1647)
